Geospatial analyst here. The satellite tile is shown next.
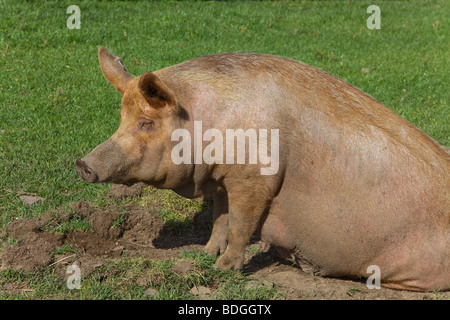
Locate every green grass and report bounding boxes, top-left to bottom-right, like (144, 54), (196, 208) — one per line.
(0, 0), (448, 299)
(0, 250), (281, 300)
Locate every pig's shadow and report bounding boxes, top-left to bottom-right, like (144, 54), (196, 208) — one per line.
(151, 196), (285, 272)
(151, 196), (213, 249)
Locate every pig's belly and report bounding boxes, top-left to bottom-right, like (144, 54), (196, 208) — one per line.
(259, 209), (381, 277)
(259, 212), (326, 275)
(259, 210), (337, 276)
(260, 184), (448, 285)
(259, 187), (406, 278)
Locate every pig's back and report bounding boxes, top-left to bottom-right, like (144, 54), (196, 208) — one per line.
(160, 52), (448, 169)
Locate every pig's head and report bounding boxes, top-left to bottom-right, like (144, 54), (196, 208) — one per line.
(76, 47), (191, 188)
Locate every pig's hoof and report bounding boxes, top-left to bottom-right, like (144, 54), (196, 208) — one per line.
(214, 253), (244, 270)
(205, 238), (228, 257)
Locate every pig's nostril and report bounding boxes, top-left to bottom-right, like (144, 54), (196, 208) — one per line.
(76, 159), (99, 183)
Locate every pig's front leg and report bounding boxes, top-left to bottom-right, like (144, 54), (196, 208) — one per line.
(214, 186), (270, 270)
(205, 193), (229, 256)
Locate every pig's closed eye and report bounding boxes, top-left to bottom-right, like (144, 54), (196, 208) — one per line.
(138, 119), (155, 132)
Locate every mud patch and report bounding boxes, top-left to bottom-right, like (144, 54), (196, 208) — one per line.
(2, 216), (64, 272)
(1, 200), (208, 278)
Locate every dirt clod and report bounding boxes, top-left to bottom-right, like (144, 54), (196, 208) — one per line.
(144, 287), (159, 298)
(108, 183), (146, 201)
(19, 195), (45, 206)
(72, 200), (92, 219)
(173, 259), (198, 277)
(189, 285), (212, 298)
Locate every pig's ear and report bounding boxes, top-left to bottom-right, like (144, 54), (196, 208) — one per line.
(98, 47), (133, 95)
(138, 71), (177, 109)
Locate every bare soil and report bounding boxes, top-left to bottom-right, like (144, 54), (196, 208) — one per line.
(0, 186), (447, 300)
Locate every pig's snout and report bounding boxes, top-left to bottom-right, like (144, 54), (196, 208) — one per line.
(76, 138), (128, 184)
(76, 159), (99, 183)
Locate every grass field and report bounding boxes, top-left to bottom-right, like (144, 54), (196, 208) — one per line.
(0, 0), (448, 300)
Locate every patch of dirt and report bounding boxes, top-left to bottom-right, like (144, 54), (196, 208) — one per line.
(173, 259), (199, 277)
(2, 216), (64, 272)
(107, 182), (146, 201)
(0, 198), (208, 279)
(0, 185), (447, 300)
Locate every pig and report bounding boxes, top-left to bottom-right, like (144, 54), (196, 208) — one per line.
(76, 47), (449, 292)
